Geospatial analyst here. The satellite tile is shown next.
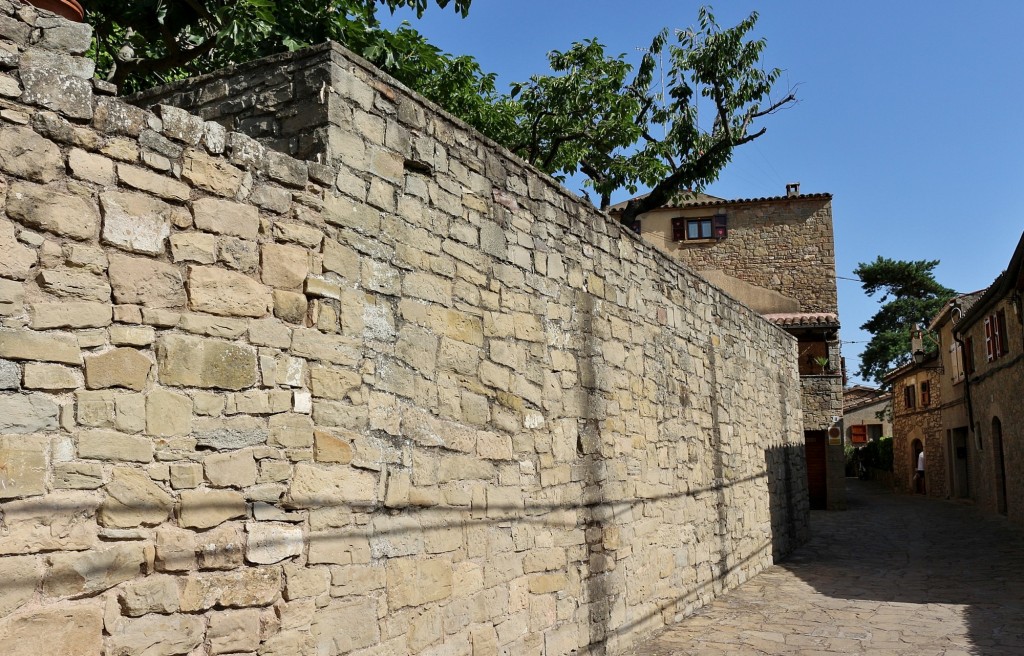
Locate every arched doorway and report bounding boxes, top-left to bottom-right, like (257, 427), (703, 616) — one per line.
(911, 439), (924, 494)
(992, 417), (1008, 515)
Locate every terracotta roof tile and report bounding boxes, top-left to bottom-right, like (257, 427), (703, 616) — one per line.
(762, 312), (839, 327)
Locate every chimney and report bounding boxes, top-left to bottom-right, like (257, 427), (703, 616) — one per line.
(786, 182), (800, 197)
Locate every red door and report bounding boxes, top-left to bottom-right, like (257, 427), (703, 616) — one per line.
(805, 430), (827, 510)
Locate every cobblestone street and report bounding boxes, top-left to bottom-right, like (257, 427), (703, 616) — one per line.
(628, 479), (1024, 655)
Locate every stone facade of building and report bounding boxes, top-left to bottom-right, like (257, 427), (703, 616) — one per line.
(627, 196), (837, 314)
(887, 359), (945, 496)
(0, 5), (808, 655)
(953, 233), (1024, 524)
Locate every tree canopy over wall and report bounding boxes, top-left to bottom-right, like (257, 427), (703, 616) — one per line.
(89, 1), (793, 216)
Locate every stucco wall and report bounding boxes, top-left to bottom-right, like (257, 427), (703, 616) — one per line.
(0, 6), (809, 655)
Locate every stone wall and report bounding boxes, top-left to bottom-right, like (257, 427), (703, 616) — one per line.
(0, 5), (808, 655)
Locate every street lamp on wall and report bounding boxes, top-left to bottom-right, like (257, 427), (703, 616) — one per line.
(911, 324), (926, 364)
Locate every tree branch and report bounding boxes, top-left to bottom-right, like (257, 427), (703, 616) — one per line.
(183, 0), (215, 23)
(111, 35), (219, 88)
(540, 131), (588, 170)
(750, 91), (796, 118)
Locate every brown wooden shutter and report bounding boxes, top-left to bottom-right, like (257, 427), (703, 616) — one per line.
(671, 217), (685, 242)
(713, 214), (728, 239)
(997, 310), (1009, 356)
(985, 316), (994, 361)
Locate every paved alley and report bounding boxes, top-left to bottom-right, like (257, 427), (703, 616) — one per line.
(627, 479), (1024, 655)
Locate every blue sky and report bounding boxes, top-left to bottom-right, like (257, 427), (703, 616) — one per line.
(383, 1), (1024, 385)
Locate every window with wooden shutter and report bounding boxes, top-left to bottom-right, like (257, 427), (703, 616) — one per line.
(985, 316), (994, 361)
(904, 385), (916, 409)
(992, 313), (1003, 358)
(672, 217), (686, 242)
(950, 341), (964, 382)
(713, 214), (728, 239)
(997, 309), (1009, 356)
(920, 381), (931, 406)
(850, 425), (867, 444)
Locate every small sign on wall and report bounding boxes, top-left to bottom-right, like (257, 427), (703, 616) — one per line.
(828, 425), (842, 445)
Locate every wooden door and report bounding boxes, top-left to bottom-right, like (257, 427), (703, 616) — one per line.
(805, 430), (827, 510)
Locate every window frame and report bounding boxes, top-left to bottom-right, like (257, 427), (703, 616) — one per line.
(904, 384), (917, 410)
(950, 340), (964, 382)
(985, 310), (1011, 362)
(671, 215), (727, 242)
(920, 380), (931, 407)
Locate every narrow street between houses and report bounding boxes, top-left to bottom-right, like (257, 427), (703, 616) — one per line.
(628, 479), (1024, 655)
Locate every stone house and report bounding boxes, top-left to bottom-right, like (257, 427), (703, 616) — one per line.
(951, 231), (1024, 523)
(610, 187), (845, 510)
(885, 354), (944, 495)
(886, 287), (991, 500)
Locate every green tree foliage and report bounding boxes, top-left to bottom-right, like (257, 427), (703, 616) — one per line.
(88, 4), (792, 221)
(88, 0), (472, 92)
(496, 9), (795, 215)
(854, 257), (956, 385)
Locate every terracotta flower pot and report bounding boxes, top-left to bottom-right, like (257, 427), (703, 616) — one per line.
(24, 0), (84, 22)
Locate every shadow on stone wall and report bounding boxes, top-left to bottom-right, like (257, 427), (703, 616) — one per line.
(765, 443), (810, 563)
(783, 480), (1024, 655)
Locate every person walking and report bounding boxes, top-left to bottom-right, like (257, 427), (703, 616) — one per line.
(915, 449), (925, 494)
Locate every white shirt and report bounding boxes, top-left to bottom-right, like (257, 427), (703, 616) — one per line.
(917, 451), (925, 472)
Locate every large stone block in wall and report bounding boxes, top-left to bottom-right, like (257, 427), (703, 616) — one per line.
(0, 330), (81, 365)
(0, 492), (101, 555)
(0, 218), (36, 280)
(0, 602), (103, 656)
(108, 253), (186, 308)
(310, 598), (381, 654)
(84, 347), (152, 391)
(385, 557), (453, 610)
(0, 554), (40, 617)
(0, 434), (47, 499)
(157, 334), (258, 390)
(0, 126), (63, 183)
(99, 191), (174, 255)
(182, 148), (245, 197)
(43, 542), (146, 597)
(187, 265), (273, 317)
(285, 463), (377, 509)
(192, 197), (260, 239)
(178, 488), (247, 529)
(29, 302), (112, 329)
(37, 269), (111, 303)
(19, 49), (95, 120)
(0, 394), (59, 434)
(106, 614), (205, 656)
(99, 466), (173, 528)
(178, 566), (282, 611)
(7, 181), (99, 240)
